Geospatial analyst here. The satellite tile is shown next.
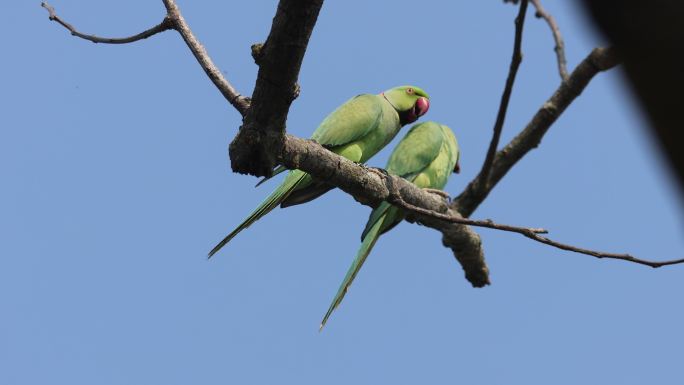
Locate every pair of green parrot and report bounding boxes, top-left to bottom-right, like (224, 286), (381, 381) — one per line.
(209, 85), (461, 329)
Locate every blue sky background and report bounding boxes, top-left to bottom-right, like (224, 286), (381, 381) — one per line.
(2, 1), (683, 384)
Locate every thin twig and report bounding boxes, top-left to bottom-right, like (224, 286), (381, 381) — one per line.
(375, 163), (684, 270)
(383, 178), (548, 235)
(521, 233), (684, 268)
(41, 1), (250, 115)
(161, 0), (251, 115)
(477, 0), (529, 194)
(390, 178), (683, 269)
(41, 2), (173, 44)
(531, 0), (569, 81)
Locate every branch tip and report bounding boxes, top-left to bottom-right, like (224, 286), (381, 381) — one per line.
(530, 0), (569, 80)
(251, 43), (265, 64)
(41, 1), (173, 44)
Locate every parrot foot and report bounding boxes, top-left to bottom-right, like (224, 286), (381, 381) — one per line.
(423, 188), (451, 201)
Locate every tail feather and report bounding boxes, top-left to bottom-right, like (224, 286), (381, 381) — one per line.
(209, 170), (309, 258)
(320, 213), (386, 330)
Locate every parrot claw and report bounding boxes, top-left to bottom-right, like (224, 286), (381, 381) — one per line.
(422, 188), (451, 201)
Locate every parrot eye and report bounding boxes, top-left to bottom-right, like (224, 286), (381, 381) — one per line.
(406, 88), (414, 94)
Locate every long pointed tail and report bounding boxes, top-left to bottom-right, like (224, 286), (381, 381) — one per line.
(320, 213), (386, 330)
(209, 170), (309, 258)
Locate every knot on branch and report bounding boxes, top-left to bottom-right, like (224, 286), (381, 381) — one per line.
(229, 125), (283, 177)
(290, 83), (301, 102)
(231, 95), (252, 114)
(251, 43), (264, 65)
(589, 47), (620, 71)
(161, 15), (176, 31)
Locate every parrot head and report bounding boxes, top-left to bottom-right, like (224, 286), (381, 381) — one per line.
(381, 85), (430, 125)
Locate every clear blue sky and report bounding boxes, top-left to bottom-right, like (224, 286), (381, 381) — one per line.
(2, 1), (683, 384)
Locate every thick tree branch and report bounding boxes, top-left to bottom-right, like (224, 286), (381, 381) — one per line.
(281, 136), (683, 275)
(229, 0), (324, 177)
(477, 0), (528, 197)
(454, 47), (620, 218)
(531, 0), (569, 81)
(41, 2), (173, 44)
(281, 136), (486, 287)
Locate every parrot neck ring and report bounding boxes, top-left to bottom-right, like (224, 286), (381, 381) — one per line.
(381, 92), (430, 125)
(380, 92), (398, 110)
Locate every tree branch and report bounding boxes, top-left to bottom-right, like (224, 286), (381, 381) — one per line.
(41, 2), (173, 44)
(161, 0), (250, 115)
(42, 1), (250, 115)
(531, 0), (569, 81)
(280, 136), (486, 287)
(477, 0), (528, 196)
(384, 183), (548, 235)
(281, 136), (683, 282)
(520, 232), (684, 268)
(229, 0), (325, 177)
(454, 47), (620, 218)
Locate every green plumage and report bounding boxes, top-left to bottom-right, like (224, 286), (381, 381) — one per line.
(209, 86), (430, 257)
(320, 121), (460, 329)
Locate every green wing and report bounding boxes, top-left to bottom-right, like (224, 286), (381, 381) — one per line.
(359, 122), (446, 240)
(386, 121), (444, 179)
(257, 94), (383, 187)
(311, 94), (383, 147)
(443, 124), (460, 175)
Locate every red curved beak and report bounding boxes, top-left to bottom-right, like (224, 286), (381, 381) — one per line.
(415, 97), (430, 117)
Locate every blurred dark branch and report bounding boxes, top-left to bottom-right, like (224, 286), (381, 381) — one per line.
(579, 0), (684, 195)
(531, 0), (569, 80)
(454, 47), (620, 218)
(477, 0), (528, 197)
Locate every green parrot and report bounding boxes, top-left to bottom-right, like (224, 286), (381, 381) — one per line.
(209, 85), (430, 257)
(320, 121), (460, 329)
